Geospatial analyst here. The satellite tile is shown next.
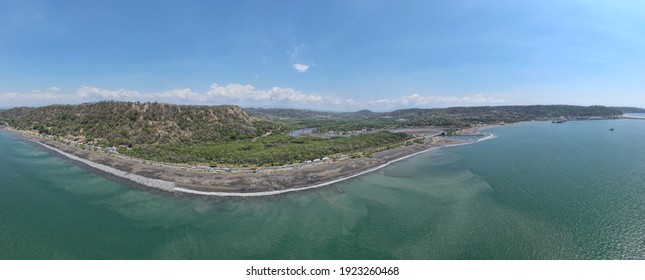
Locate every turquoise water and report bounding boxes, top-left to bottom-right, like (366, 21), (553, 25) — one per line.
(625, 113), (645, 118)
(1, 120), (644, 259)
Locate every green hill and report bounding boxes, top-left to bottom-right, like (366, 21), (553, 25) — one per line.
(611, 107), (645, 114)
(386, 105), (622, 127)
(0, 101), (285, 147)
(249, 105), (623, 133)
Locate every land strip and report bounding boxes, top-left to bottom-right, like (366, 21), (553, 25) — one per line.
(2, 126), (482, 196)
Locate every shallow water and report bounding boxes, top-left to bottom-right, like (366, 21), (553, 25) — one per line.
(1, 120), (644, 259)
(625, 113), (645, 118)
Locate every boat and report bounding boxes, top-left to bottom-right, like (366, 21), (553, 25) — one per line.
(552, 118), (567, 124)
(609, 128), (614, 131)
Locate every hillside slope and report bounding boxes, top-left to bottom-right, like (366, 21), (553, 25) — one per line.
(0, 101), (285, 146)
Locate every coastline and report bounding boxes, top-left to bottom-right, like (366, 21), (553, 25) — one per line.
(174, 134), (498, 197)
(1, 127), (496, 197)
(623, 115), (645, 120)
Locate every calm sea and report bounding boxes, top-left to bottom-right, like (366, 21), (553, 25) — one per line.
(1, 120), (644, 259)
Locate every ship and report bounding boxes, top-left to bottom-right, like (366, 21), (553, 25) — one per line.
(552, 117), (567, 124)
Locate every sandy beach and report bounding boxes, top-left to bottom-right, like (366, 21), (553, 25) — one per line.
(1, 127), (495, 196)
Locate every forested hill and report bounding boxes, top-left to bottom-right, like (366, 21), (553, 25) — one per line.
(612, 107), (645, 114)
(0, 101), (285, 146)
(386, 105), (622, 126)
(0, 103), (629, 147)
(249, 105), (622, 121)
(248, 105), (623, 129)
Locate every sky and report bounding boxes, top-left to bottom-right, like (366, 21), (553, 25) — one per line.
(1, 0), (644, 111)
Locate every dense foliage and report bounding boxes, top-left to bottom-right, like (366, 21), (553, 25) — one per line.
(0, 101), (286, 146)
(388, 105), (622, 127)
(1, 102), (633, 165)
(250, 105), (624, 133)
(123, 131), (411, 166)
(283, 118), (404, 133)
(246, 108), (379, 120)
(612, 107), (645, 114)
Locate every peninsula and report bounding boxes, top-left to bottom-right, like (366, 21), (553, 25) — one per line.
(0, 102), (636, 195)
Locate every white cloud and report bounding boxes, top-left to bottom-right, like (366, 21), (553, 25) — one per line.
(0, 91), (60, 101)
(292, 63), (310, 73)
(0, 88), (72, 107)
(1, 83), (507, 110)
(288, 44), (313, 73)
(157, 88), (205, 101)
(207, 83), (322, 103)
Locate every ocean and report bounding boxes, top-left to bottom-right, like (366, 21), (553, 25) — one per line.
(0, 119), (643, 259)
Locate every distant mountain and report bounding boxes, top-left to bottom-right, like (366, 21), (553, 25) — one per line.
(340, 109), (379, 119)
(245, 108), (339, 119)
(247, 105), (622, 128)
(245, 108), (381, 120)
(0, 101), (285, 146)
(385, 105), (622, 125)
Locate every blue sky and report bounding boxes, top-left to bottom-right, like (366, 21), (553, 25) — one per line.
(1, 0), (644, 110)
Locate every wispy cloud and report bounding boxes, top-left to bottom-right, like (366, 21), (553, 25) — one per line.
(0, 88), (72, 108)
(292, 63), (310, 73)
(0, 91), (62, 102)
(288, 44), (305, 61)
(0, 83), (507, 110)
(76, 86), (141, 99)
(288, 44), (313, 73)
(368, 93), (507, 108)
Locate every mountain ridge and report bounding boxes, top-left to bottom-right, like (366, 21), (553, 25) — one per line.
(1, 102), (631, 147)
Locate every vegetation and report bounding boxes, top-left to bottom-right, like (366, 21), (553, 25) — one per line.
(611, 107), (645, 114)
(386, 105), (622, 128)
(123, 131), (411, 166)
(250, 105), (624, 133)
(246, 108), (379, 120)
(283, 118), (404, 133)
(0, 101), (287, 147)
(0, 102), (633, 166)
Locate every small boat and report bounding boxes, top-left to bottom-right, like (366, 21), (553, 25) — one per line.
(609, 128), (614, 131)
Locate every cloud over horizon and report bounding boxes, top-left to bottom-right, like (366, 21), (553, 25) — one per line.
(0, 83), (508, 111)
(368, 93), (507, 108)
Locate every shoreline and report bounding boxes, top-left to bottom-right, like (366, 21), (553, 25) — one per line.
(622, 115), (645, 120)
(174, 134), (498, 197)
(1, 127), (496, 197)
